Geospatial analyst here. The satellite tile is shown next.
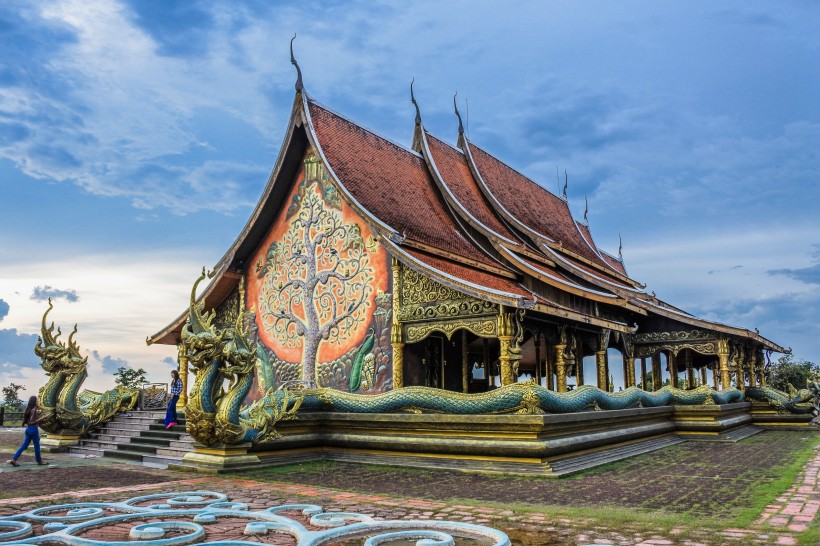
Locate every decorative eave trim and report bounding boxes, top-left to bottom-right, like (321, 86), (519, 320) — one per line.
(498, 245), (630, 304)
(418, 129), (521, 248)
(382, 237), (533, 309)
(636, 297), (786, 352)
(530, 300), (632, 333)
(400, 239), (517, 279)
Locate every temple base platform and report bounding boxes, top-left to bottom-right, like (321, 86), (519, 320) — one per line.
(41, 431), (82, 452)
(749, 401), (818, 430)
(171, 401), (816, 476)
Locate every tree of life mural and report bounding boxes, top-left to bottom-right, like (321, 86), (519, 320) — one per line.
(257, 164), (373, 384)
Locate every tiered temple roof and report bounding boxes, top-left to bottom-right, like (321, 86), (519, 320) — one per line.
(149, 83), (783, 354)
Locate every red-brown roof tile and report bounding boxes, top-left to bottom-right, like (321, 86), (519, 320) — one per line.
(308, 101), (498, 268)
(468, 143), (610, 268)
(601, 252), (627, 276)
(425, 134), (521, 244)
(403, 247), (531, 298)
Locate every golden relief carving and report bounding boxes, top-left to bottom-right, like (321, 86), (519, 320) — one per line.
(633, 330), (713, 343)
(214, 286), (240, 330)
(398, 267), (496, 322)
(635, 342), (717, 358)
(404, 317), (497, 344)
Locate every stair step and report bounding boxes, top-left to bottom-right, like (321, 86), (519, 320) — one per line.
(132, 437), (171, 447)
(118, 443), (162, 454)
(141, 430), (182, 439)
(65, 409), (191, 467)
(548, 436), (685, 476)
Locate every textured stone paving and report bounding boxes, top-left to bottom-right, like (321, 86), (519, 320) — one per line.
(1, 444), (818, 544)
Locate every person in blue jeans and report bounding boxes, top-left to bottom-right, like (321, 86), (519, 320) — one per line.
(8, 396), (48, 466)
(165, 369), (183, 429)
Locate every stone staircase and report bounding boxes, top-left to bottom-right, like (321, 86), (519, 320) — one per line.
(68, 410), (193, 467)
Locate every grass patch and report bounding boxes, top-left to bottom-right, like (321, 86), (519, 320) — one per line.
(732, 434), (820, 529)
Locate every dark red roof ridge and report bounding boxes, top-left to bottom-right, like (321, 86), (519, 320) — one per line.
(306, 100), (511, 271)
(306, 96), (423, 159)
(423, 131), (523, 246)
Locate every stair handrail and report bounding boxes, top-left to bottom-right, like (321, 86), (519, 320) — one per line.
(139, 383), (170, 410)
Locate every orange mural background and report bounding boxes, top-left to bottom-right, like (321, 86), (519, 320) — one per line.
(245, 153), (390, 365)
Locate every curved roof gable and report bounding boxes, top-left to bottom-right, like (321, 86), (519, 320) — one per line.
(467, 144), (608, 264)
(306, 100), (505, 271)
(423, 133), (522, 246)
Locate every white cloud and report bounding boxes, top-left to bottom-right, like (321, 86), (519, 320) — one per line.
(0, 246), (207, 394)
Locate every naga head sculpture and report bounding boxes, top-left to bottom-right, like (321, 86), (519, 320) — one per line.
(181, 268), (226, 370)
(34, 299), (69, 373)
(65, 323), (89, 374)
(222, 277), (256, 379)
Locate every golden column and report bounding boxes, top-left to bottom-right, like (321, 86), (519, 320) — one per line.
(461, 331), (469, 393)
(595, 330), (609, 390)
(496, 310), (515, 386)
(735, 345), (746, 393)
(391, 259), (404, 389)
(177, 343), (189, 408)
(745, 348), (756, 389)
(640, 357), (648, 389)
(622, 352), (635, 388)
(651, 353), (662, 390)
(595, 351), (607, 390)
(684, 350), (695, 388)
(717, 337), (731, 390)
(668, 351), (678, 388)
(700, 363), (708, 387)
(757, 349), (766, 386)
(711, 361), (719, 390)
(554, 343), (567, 392)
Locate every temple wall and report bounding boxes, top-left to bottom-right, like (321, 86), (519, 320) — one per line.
(244, 151), (392, 398)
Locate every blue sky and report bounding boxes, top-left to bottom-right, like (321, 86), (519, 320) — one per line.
(1, 0), (818, 395)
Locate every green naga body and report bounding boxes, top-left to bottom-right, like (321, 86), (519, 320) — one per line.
(746, 383), (820, 416)
(181, 269), (228, 447)
(294, 383), (743, 415)
(34, 299), (138, 436)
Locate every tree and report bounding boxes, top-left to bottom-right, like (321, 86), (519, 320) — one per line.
(258, 176), (373, 382)
(1, 383), (25, 409)
(113, 367), (149, 389)
(767, 354), (819, 393)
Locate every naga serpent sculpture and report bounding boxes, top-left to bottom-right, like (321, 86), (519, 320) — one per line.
(183, 268), (756, 447)
(182, 269), (302, 447)
(34, 299), (139, 436)
(746, 378), (820, 426)
(293, 382), (744, 415)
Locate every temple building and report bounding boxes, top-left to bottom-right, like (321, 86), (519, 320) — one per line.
(149, 72), (785, 405)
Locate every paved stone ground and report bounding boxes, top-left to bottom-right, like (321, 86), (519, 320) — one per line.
(1, 429), (818, 545)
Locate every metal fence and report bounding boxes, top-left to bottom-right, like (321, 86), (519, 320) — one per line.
(0, 407), (23, 426)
